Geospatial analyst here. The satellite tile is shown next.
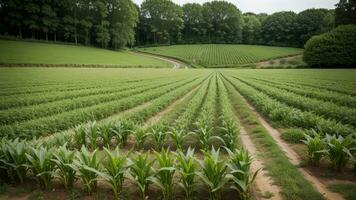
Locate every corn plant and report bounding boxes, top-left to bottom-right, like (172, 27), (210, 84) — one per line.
(26, 146), (55, 190)
(225, 148), (259, 200)
(52, 144), (76, 191)
(220, 119), (238, 150)
(110, 120), (135, 146)
(174, 147), (198, 200)
(168, 127), (187, 150)
(127, 152), (155, 200)
(133, 128), (149, 149)
(86, 121), (101, 149)
(191, 125), (225, 151)
(302, 132), (326, 165)
(99, 123), (114, 147)
(73, 125), (87, 149)
(197, 147), (229, 200)
(94, 147), (128, 200)
(0, 139), (28, 183)
(72, 146), (101, 194)
(149, 148), (176, 200)
(147, 125), (168, 150)
(325, 134), (354, 171)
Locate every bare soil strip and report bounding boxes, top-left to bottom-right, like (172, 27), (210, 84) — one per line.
(242, 98), (345, 200)
(142, 85), (199, 129)
(130, 51), (185, 69)
(240, 126), (282, 200)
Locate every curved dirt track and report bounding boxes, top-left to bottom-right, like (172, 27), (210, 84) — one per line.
(130, 51), (186, 69)
(240, 126), (282, 200)
(243, 99), (345, 200)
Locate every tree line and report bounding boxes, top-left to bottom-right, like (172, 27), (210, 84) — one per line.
(0, 0), (354, 49)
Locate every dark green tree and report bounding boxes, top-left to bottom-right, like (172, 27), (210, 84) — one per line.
(295, 8), (329, 47)
(242, 14), (261, 44)
(140, 0), (184, 44)
(261, 11), (298, 46)
(182, 3), (204, 43)
(202, 1), (243, 43)
(335, 0), (356, 25)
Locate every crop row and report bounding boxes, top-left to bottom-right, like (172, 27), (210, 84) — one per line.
(0, 76), (204, 139)
(223, 75), (354, 137)
(243, 77), (356, 108)
(0, 77), (174, 110)
(0, 78), (186, 125)
(235, 77), (356, 127)
(0, 138), (257, 200)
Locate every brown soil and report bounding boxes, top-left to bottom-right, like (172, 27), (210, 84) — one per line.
(242, 98), (345, 200)
(143, 86), (199, 129)
(240, 126), (282, 200)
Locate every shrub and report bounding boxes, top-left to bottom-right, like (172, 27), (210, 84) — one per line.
(303, 25), (356, 67)
(282, 129), (305, 143)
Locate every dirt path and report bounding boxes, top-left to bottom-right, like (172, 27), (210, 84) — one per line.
(240, 126), (282, 200)
(142, 85), (199, 129)
(130, 51), (187, 69)
(242, 98), (345, 200)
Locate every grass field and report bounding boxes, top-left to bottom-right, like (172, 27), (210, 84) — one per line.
(139, 44), (303, 67)
(0, 40), (172, 68)
(0, 67), (355, 200)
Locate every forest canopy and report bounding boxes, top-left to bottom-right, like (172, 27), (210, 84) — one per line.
(0, 0), (354, 49)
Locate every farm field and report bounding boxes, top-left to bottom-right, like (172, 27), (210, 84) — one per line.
(139, 44), (303, 67)
(0, 68), (355, 200)
(0, 40), (172, 68)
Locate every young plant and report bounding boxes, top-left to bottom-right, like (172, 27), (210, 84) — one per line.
(302, 131), (326, 165)
(98, 147), (128, 199)
(191, 125), (225, 151)
(147, 125), (168, 150)
(111, 120), (134, 146)
(149, 148), (176, 200)
(133, 128), (149, 149)
(72, 146), (101, 194)
(220, 119), (238, 150)
(26, 146), (55, 190)
(197, 147), (229, 200)
(86, 121), (101, 149)
(168, 127), (186, 150)
(52, 144), (76, 191)
(174, 147), (198, 200)
(0, 139), (28, 183)
(73, 125), (87, 149)
(325, 134), (354, 171)
(127, 152), (155, 200)
(225, 148), (259, 200)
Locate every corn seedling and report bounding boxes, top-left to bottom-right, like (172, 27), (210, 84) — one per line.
(325, 134), (354, 171)
(110, 120), (135, 146)
(174, 147), (198, 200)
(26, 146), (55, 190)
(72, 146), (101, 194)
(147, 125), (168, 150)
(133, 128), (149, 149)
(191, 125), (225, 151)
(220, 119), (238, 150)
(302, 131), (326, 165)
(197, 147), (228, 200)
(52, 144), (76, 191)
(225, 148), (259, 200)
(127, 152), (155, 200)
(96, 147), (128, 199)
(168, 127), (187, 150)
(73, 125), (87, 149)
(0, 139), (28, 183)
(149, 148), (176, 200)
(86, 121), (101, 150)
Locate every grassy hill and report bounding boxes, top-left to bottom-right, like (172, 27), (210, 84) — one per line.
(0, 40), (172, 68)
(139, 44), (303, 67)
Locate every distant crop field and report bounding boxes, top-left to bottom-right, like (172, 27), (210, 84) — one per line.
(139, 44), (303, 67)
(1, 68), (355, 200)
(0, 40), (171, 68)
